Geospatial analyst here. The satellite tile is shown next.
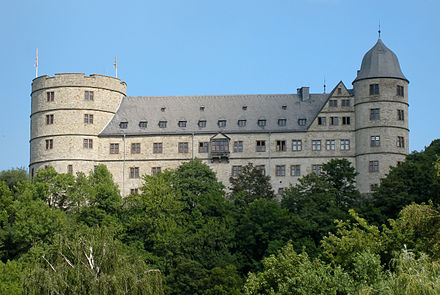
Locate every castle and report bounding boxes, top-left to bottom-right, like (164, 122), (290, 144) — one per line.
(29, 37), (409, 195)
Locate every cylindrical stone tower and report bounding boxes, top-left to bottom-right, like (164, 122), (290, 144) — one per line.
(30, 73), (126, 177)
(353, 38), (409, 194)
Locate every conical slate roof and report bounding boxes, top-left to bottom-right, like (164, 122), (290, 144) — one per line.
(354, 38), (408, 83)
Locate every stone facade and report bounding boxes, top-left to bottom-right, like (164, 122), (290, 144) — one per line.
(29, 39), (409, 195)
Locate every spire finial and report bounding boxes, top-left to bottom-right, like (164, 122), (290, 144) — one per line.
(378, 21), (381, 39)
(323, 77), (326, 94)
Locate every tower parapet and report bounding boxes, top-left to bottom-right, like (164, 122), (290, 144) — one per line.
(30, 73), (127, 177)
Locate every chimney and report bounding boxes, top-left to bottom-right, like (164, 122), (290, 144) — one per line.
(297, 87), (310, 101)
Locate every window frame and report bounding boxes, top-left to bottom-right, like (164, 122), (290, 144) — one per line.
(275, 165), (286, 177)
(131, 143), (141, 154)
(291, 165), (301, 176)
(110, 143), (119, 154)
(369, 84), (379, 95)
(178, 142), (189, 153)
(199, 142), (208, 153)
(153, 142), (163, 154)
(312, 140), (321, 151)
(256, 140), (266, 152)
(233, 141), (243, 153)
(292, 140), (302, 151)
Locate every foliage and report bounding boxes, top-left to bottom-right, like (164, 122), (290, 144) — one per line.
(23, 226), (163, 295)
(368, 139), (440, 223)
(229, 163), (275, 206)
(0, 260), (22, 295)
(244, 242), (353, 295)
(0, 168), (28, 196)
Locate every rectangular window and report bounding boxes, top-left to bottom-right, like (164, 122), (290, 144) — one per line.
(340, 139), (350, 151)
(275, 165), (286, 176)
(278, 119), (287, 126)
(397, 136), (405, 148)
(369, 84), (379, 95)
(139, 121), (148, 128)
(341, 99), (351, 107)
(83, 139), (93, 149)
(46, 114), (54, 125)
(199, 142), (208, 153)
(158, 121), (167, 128)
(342, 116), (351, 125)
(238, 120), (246, 127)
(178, 142), (189, 153)
(198, 120), (207, 128)
(152, 167), (161, 176)
(298, 119), (307, 126)
(329, 100), (337, 107)
(370, 108), (380, 120)
(291, 165), (301, 176)
(256, 140), (266, 152)
(276, 140), (286, 152)
(318, 117), (326, 125)
(218, 120), (226, 127)
(84, 114), (94, 124)
(370, 184), (379, 191)
(130, 188), (139, 194)
(233, 141), (243, 152)
(119, 122), (128, 129)
(330, 117), (339, 125)
(153, 143), (163, 153)
(129, 167), (140, 179)
(326, 139), (335, 151)
(67, 165), (73, 175)
(45, 139), (53, 150)
(178, 121), (187, 128)
(85, 91), (94, 101)
(397, 85), (404, 97)
(312, 140), (321, 151)
(371, 136), (380, 147)
(312, 164), (322, 175)
(232, 165), (243, 177)
(110, 143), (119, 154)
(131, 143), (141, 154)
(397, 110), (405, 121)
(257, 119), (266, 127)
(211, 139), (229, 152)
(337, 87), (342, 94)
(369, 160), (379, 172)
(46, 91), (55, 102)
(292, 140), (302, 151)
(255, 165), (266, 175)
(278, 188), (284, 195)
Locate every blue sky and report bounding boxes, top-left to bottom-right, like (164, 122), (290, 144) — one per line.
(0, 0), (439, 171)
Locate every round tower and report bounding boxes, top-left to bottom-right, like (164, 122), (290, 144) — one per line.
(30, 73), (127, 177)
(353, 38), (409, 194)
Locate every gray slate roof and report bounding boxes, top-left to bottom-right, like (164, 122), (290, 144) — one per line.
(354, 38), (408, 83)
(99, 93), (330, 136)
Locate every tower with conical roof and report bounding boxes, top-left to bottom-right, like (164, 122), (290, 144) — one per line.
(353, 37), (409, 193)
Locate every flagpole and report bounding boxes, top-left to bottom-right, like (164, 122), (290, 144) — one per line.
(35, 48), (39, 78)
(114, 56), (118, 78)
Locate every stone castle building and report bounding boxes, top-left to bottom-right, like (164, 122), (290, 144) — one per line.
(29, 37), (409, 195)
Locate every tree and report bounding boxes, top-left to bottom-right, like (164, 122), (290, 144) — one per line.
(368, 139), (440, 224)
(229, 163), (275, 206)
(237, 199), (291, 274)
(0, 168), (28, 196)
(23, 227), (163, 295)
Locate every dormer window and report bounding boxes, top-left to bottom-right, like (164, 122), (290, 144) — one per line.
(178, 121), (187, 128)
(198, 120), (207, 128)
(161, 107), (166, 112)
(200, 106), (205, 111)
(139, 121), (147, 128)
(278, 119), (286, 126)
(282, 105), (287, 110)
(257, 119), (266, 127)
(298, 119), (307, 126)
(238, 120), (246, 127)
(242, 106), (247, 110)
(158, 121), (167, 128)
(119, 122), (128, 129)
(218, 120), (226, 128)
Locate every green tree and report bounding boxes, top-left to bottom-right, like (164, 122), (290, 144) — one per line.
(368, 139), (440, 224)
(0, 168), (28, 196)
(23, 227), (163, 295)
(0, 260), (22, 295)
(229, 163), (275, 206)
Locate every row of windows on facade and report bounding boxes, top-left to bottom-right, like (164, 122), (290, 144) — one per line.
(46, 91), (94, 102)
(106, 139), (352, 154)
(369, 84), (405, 96)
(44, 135), (405, 152)
(369, 109), (405, 121)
